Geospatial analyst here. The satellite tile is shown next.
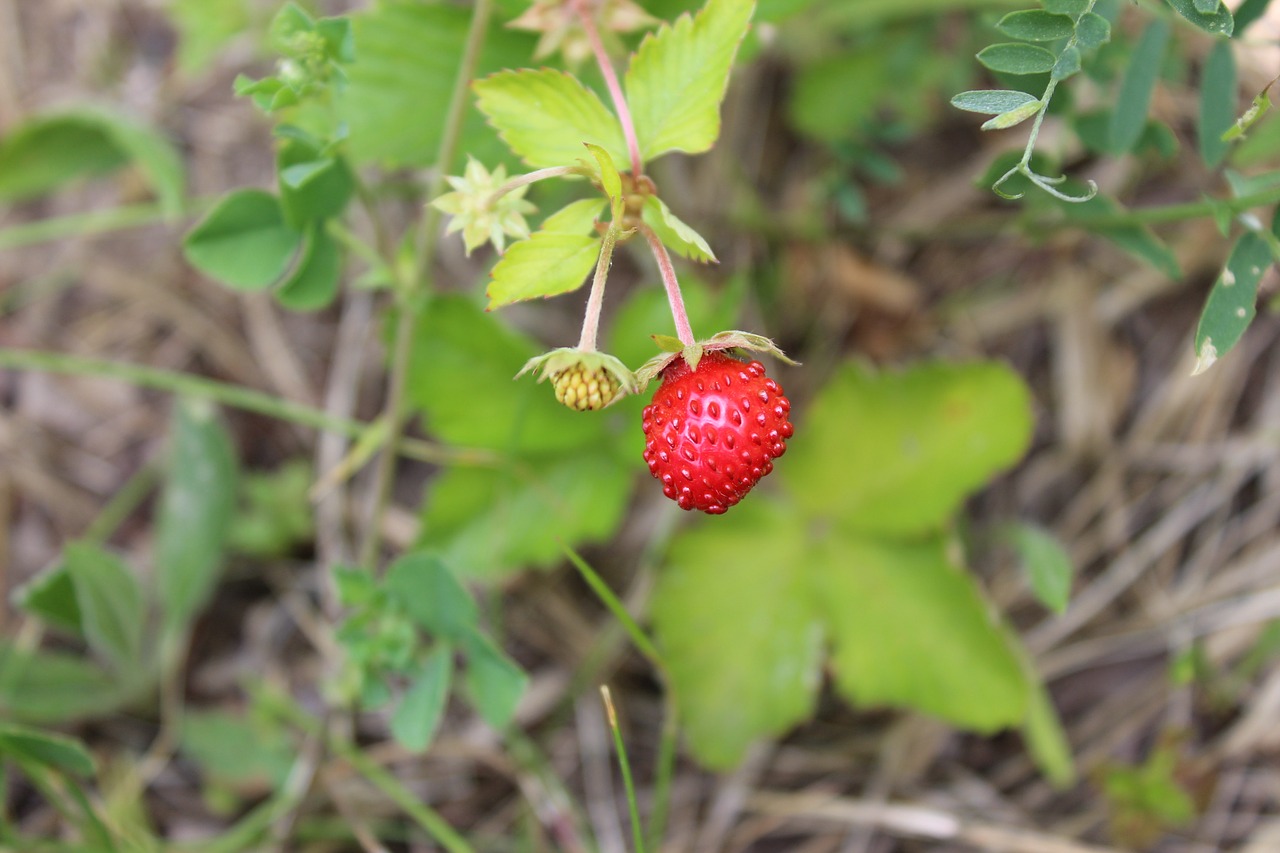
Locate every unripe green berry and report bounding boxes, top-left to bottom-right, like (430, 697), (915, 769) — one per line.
(552, 364), (621, 411)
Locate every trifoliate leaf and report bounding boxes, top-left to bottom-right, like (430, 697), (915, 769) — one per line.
(781, 361), (1033, 535)
(487, 230), (600, 308)
(474, 69), (629, 170)
(625, 0), (755, 161)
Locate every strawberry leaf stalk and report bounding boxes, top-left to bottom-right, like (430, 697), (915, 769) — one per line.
(640, 334), (796, 515)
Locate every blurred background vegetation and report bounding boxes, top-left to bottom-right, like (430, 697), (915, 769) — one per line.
(2, 0), (1280, 850)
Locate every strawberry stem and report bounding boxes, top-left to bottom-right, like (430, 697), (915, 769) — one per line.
(578, 225), (620, 352)
(640, 223), (695, 347)
(573, 0), (644, 178)
(487, 164), (583, 207)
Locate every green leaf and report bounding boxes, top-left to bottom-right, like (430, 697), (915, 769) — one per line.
(0, 645), (126, 723)
(1193, 0), (1220, 13)
(951, 89), (1040, 116)
(789, 51), (889, 142)
(982, 100), (1043, 131)
(1165, 0), (1234, 35)
(582, 143), (623, 220)
(976, 43), (1057, 75)
(540, 198), (606, 235)
(814, 533), (1029, 731)
(474, 69), (628, 170)
(0, 108), (185, 215)
(384, 552), (478, 641)
(276, 223), (342, 311)
(1198, 40), (1236, 168)
(1108, 20), (1170, 154)
(0, 723), (96, 776)
(781, 361), (1033, 535)
(156, 398), (238, 634)
(1043, 0), (1088, 17)
(626, 0), (756, 161)
(406, 296), (609, 455)
(996, 9), (1074, 41)
(1074, 12), (1112, 50)
(181, 710), (295, 788)
(487, 230), (601, 308)
(641, 195), (717, 262)
(63, 542), (145, 671)
(391, 646), (453, 752)
(1000, 523), (1073, 613)
(338, 1), (534, 169)
(1231, 0), (1271, 35)
(276, 139), (355, 229)
(651, 500), (824, 769)
(462, 631), (527, 729)
(183, 189), (303, 290)
(170, 0), (253, 75)
(1192, 231), (1272, 374)
(1052, 46), (1081, 81)
(12, 563), (83, 636)
(228, 459), (314, 557)
(420, 450), (631, 579)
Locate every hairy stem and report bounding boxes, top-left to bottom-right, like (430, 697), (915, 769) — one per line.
(578, 227), (620, 352)
(574, 0), (644, 177)
(360, 0), (494, 572)
(639, 224), (696, 346)
(488, 165), (583, 207)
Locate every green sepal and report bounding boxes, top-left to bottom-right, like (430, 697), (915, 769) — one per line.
(516, 347), (638, 401)
(634, 329), (796, 391)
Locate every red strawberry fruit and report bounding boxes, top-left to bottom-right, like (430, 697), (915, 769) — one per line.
(642, 352), (794, 514)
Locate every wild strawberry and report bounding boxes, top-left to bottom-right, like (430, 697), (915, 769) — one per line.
(551, 362), (621, 411)
(642, 352), (793, 514)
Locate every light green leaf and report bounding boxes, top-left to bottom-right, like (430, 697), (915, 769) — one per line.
(0, 108), (185, 215)
(181, 710), (294, 788)
(338, 1), (534, 168)
(541, 198), (605, 235)
(276, 223), (342, 311)
(1192, 231), (1272, 374)
(641, 195), (716, 262)
(813, 533), (1029, 731)
(626, 0), (755, 160)
(1000, 523), (1073, 613)
(384, 552), (478, 641)
(391, 646), (453, 752)
(1165, 0), (1234, 36)
(12, 564), (83, 636)
(0, 723), (96, 777)
(183, 189), (302, 290)
(420, 450), (631, 579)
(951, 89), (1040, 116)
(982, 100), (1043, 130)
(474, 69), (628, 170)
(1052, 46), (1081, 81)
(63, 542), (145, 671)
(156, 398), (238, 634)
(406, 296), (609, 454)
(996, 9), (1074, 41)
(781, 361), (1033, 535)
(583, 142), (622, 219)
(462, 631), (527, 729)
(976, 43), (1057, 75)
(1108, 20), (1170, 154)
(487, 230), (601, 308)
(651, 500), (824, 769)
(789, 50), (890, 142)
(170, 0), (253, 75)
(1198, 40), (1236, 168)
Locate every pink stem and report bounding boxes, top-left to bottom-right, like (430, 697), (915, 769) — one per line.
(640, 224), (695, 346)
(573, 0), (644, 177)
(578, 226), (618, 351)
